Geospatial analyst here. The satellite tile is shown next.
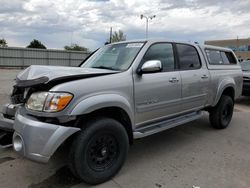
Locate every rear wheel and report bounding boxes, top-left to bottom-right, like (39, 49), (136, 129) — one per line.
(68, 117), (129, 185)
(209, 95), (234, 129)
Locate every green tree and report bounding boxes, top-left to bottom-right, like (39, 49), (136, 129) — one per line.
(64, 44), (89, 52)
(0, 38), (8, 47)
(110, 30), (126, 43)
(27, 39), (46, 49)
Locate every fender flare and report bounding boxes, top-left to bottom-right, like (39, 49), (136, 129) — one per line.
(213, 78), (235, 106)
(70, 94), (134, 122)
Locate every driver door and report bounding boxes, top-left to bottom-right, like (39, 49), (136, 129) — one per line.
(133, 43), (182, 127)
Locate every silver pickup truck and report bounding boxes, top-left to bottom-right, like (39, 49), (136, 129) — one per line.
(0, 39), (243, 184)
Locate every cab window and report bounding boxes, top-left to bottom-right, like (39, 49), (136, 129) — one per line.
(141, 43), (175, 72)
(176, 44), (201, 70)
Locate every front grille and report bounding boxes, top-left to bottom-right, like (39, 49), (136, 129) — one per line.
(11, 94), (24, 104)
(11, 87), (25, 104)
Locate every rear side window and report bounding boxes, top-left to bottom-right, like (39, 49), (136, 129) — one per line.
(223, 52), (237, 64)
(221, 52), (230, 64)
(206, 50), (223, 64)
(176, 44), (201, 70)
(206, 49), (237, 65)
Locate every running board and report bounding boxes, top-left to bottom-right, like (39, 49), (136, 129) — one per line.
(133, 111), (203, 139)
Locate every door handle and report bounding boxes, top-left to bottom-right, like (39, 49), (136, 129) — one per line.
(169, 77), (179, 83)
(201, 75), (208, 79)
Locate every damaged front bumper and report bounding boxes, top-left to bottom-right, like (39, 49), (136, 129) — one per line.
(0, 113), (14, 132)
(13, 110), (80, 163)
(0, 104), (17, 148)
(0, 104), (80, 163)
(0, 114), (14, 148)
(0, 103), (19, 132)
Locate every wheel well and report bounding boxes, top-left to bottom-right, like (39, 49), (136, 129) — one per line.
(204, 86), (235, 112)
(222, 87), (235, 100)
(77, 107), (133, 145)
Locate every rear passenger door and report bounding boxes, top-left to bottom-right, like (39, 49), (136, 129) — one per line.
(175, 43), (210, 112)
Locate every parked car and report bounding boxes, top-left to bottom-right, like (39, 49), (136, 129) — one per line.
(240, 60), (250, 95)
(0, 40), (243, 184)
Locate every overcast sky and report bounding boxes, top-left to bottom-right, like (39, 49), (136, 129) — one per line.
(0, 0), (250, 50)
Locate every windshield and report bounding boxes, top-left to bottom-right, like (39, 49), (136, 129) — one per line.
(81, 42), (144, 71)
(240, 61), (250, 71)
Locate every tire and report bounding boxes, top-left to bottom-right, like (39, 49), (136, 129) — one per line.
(209, 95), (234, 129)
(68, 117), (129, 185)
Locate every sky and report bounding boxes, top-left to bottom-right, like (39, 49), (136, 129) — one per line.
(0, 0), (250, 50)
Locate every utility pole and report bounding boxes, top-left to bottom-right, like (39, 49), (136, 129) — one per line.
(109, 27), (112, 43)
(140, 14), (156, 39)
(237, 36), (240, 61)
(70, 31), (73, 45)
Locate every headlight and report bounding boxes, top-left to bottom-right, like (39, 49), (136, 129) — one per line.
(43, 92), (73, 112)
(26, 92), (48, 111)
(26, 92), (73, 112)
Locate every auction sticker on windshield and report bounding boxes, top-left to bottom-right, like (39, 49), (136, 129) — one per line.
(126, 43), (144, 48)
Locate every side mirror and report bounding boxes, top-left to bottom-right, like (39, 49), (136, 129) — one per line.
(139, 60), (162, 74)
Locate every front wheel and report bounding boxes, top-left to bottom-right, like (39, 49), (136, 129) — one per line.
(209, 95), (234, 129)
(68, 117), (129, 185)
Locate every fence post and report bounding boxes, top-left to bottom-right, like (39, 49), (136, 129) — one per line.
(21, 49), (25, 68)
(69, 52), (71, 66)
(47, 50), (49, 65)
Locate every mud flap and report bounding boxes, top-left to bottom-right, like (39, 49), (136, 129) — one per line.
(0, 130), (13, 148)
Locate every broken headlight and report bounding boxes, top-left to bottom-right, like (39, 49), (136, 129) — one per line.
(26, 92), (73, 112)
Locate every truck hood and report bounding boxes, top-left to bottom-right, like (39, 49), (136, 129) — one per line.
(15, 65), (119, 88)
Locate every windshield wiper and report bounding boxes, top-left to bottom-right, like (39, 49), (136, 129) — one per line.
(92, 66), (120, 71)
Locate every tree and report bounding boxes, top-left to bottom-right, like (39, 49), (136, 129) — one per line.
(64, 44), (89, 52)
(0, 38), (8, 47)
(110, 30), (126, 43)
(27, 39), (46, 49)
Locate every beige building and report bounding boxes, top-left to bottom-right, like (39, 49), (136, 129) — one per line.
(205, 38), (250, 61)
